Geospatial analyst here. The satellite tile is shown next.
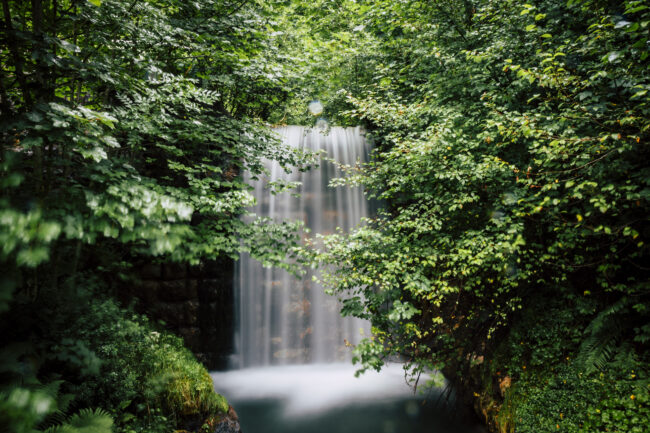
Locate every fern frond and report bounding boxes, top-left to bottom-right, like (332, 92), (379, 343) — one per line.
(41, 408), (113, 433)
(42, 425), (78, 433)
(41, 410), (68, 429)
(38, 394), (76, 430)
(579, 331), (620, 372)
(66, 408), (113, 433)
(584, 297), (630, 335)
(577, 297), (630, 373)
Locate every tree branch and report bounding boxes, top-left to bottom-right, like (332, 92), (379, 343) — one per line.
(1, 0), (33, 108)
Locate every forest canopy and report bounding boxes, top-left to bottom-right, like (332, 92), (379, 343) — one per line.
(1, 1), (312, 432)
(306, 0), (650, 431)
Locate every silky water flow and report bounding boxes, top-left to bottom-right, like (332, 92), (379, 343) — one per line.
(211, 126), (484, 433)
(235, 126), (372, 368)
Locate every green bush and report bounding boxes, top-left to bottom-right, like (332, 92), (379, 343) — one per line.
(58, 295), (229, 432)
(506, 360), (649, 433)
(0, 285), (228, 433)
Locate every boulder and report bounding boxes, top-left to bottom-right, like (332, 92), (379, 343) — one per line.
(214, 406), (242, 433)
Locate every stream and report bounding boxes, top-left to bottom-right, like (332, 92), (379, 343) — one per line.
(212, 363), (484, 433)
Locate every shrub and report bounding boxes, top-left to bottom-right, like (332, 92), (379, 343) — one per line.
(59, 295), (229, 432)
(0, 284), (228, 433)
(505, 360), (649, 433)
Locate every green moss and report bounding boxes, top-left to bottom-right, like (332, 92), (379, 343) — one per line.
(159, 343), (229, 417)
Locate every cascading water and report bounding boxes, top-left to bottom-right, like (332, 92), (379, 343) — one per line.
(212, 125), (483, 433)
(234, 126), (373, 368)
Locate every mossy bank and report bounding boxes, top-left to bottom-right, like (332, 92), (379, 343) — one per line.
(452, 298), (650, 433)
(0, 284), (237, 433)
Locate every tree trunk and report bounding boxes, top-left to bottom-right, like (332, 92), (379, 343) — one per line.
(2, 0), (33, 107)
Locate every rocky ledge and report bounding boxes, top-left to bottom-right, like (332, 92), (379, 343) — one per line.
(213, 405), (242, 433)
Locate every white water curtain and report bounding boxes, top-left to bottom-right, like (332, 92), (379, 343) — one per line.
(234, 126), (373, 368)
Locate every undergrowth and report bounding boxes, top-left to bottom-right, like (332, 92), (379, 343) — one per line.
(486, 292), (650, 433)
(0, 283), (228, 433)
(506, 360), (649, 433)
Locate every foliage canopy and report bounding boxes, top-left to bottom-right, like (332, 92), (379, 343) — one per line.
(2, 0), (650, 431)
(0, 0), (312, 431)
(300, 0), (650, 430)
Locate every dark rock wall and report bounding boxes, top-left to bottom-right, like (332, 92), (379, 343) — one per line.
(131, 258), (234, 370)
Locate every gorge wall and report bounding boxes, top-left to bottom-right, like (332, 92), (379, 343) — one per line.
(128, 258), (234, 370)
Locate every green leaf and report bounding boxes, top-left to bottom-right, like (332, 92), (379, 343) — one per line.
(607, 51), (621, 62)
(16, 246), (50, 267)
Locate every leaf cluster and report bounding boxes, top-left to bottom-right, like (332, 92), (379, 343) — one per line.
(1, 0), (312, 431)
(307, 0), (650, 427)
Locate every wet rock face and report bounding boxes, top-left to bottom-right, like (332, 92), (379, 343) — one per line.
(177, 405), (242, 433)
(128, 258), (234, 370)
(214, 406), (242, 433)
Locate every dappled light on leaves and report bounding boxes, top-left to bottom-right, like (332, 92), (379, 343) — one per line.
(308, 100), (324, 116)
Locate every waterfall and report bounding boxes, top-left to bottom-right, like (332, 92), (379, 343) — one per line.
(234, 126), (373, 368)
(215, 126), (481, 433)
